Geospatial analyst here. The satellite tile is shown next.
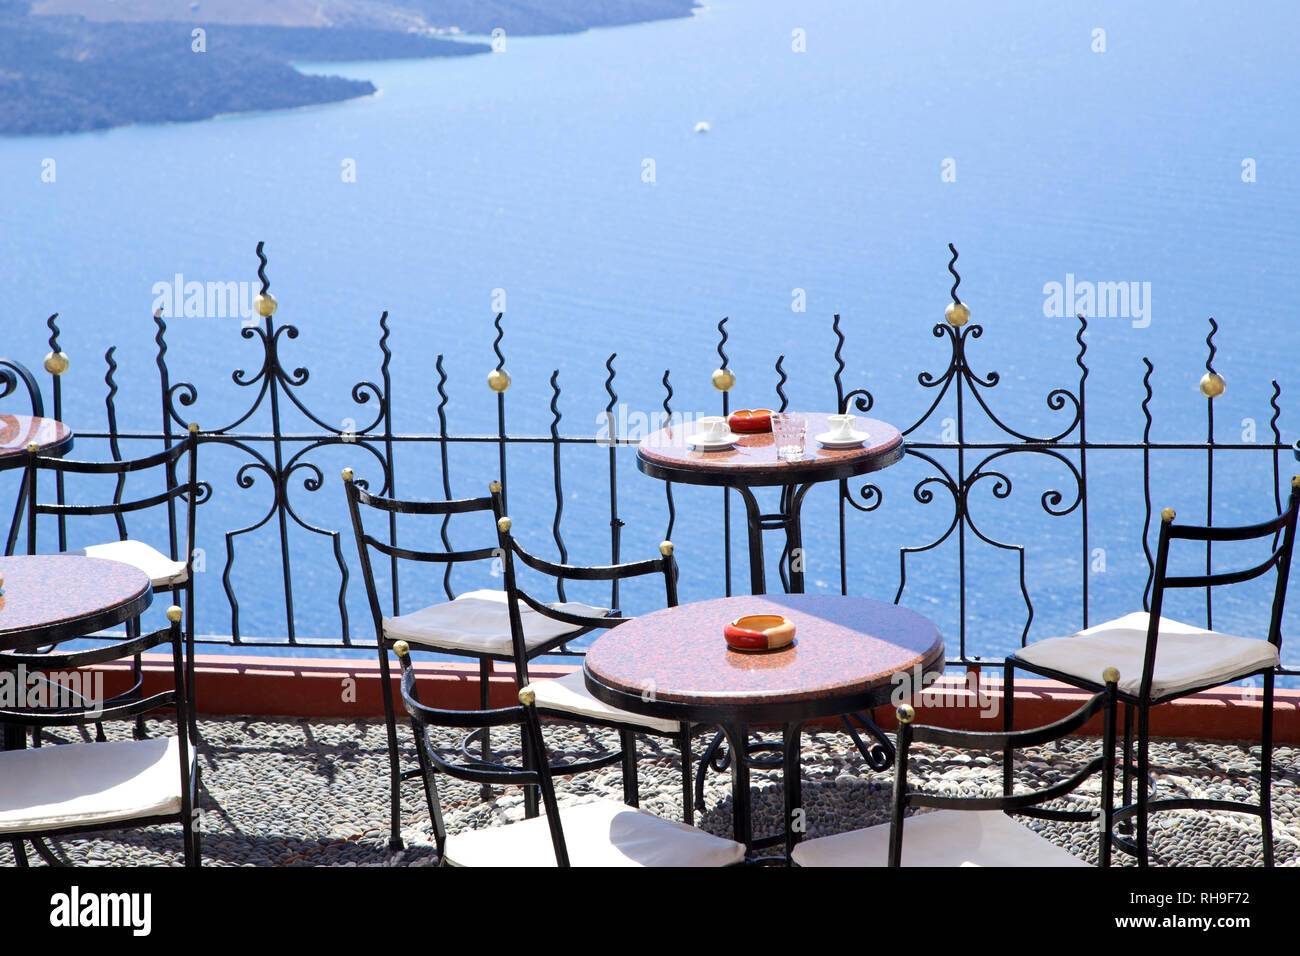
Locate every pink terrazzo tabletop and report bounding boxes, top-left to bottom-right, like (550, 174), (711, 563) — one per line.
(585, 593), (943, 710)
(0, 554), (151, 647)
(0, 414), (73, 458)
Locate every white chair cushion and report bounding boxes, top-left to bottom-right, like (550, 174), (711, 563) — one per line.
(0, 736), (188, 834)
(383, 589), (607, 657)
(443, 798), (745, 867)
(532, 669), (680, 734)
(1012, 611), (1278, 698)
(791, 810), (1091, 867)
(68, 539), (189, 589)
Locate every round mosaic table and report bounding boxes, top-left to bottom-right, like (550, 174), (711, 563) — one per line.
(636, 412), (903, 594)
(585, 593), (944, 860)
(0, 554), (152, 651)
(0, 414), (74, 462)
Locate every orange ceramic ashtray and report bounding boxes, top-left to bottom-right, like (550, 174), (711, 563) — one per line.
(727, 409), (773, 433)
(724, 614), (796, 652)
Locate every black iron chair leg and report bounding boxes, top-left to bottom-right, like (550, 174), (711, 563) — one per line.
(376, 644), (405, 851)
(619, 728), (639, 807)
(478, 658), (494, 802)
(183, 583), (199, 741)
(678, 724), (694, 826)
(1002, 660), (1014, 795)
(1136, 705), (1151, 867)
(1262, 671), (1275, 867)
(1120, 703), (1134, 836)
(9, 840), (28, 867)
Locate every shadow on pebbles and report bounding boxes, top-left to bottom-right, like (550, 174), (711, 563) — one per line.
(1, 717), (1296, 867)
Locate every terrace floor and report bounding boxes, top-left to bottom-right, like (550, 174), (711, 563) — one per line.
(3, 716), (1298, 867)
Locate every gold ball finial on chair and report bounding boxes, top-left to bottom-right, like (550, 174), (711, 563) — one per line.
(518, 685), (536, 706)
(944, 302), (970, 328)
(393, 641), (410, 658)
(253, 292), (277, 317)
(487, 368), (512, 393)
(166, 605), (183, 623)
(1161, 507), (1176, 523)
(896, 704), (915, 724)
(1102, 666), (1120, 685)
(489, 480), (502, 494)
(497, 516), (512, 533)
(43, 351), (70, 375)
(341, 467), (354, 482)
(188, 422), (199, 434)
(711, 367), (736, 392)
(659, 540), (674, 557)
(1199, 371), (1226, 399)
(26, 441), (39, 453)
(1291, 475), (1300, 490)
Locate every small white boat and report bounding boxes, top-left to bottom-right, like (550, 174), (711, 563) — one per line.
(694, 121), (710, 133)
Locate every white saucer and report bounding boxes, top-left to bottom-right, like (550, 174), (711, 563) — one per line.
(687, 431), (740, 451)
(816, 430), (870, 449)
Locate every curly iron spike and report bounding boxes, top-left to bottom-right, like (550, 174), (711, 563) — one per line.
(947, 243), (962, 304)
(255, 241), (269, 295)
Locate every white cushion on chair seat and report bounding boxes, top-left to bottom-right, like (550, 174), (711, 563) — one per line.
(443, 798), (745, 867)
(68, 540), (189, 589)
(1012, 611), (1278, 698)
(383, 589), (607, 657)
(791, 810), (1090, 867)
(0, 737), (187, 834)
(532, 670), (680, 734)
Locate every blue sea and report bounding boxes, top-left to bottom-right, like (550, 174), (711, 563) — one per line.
(2, 0), (1299, 674)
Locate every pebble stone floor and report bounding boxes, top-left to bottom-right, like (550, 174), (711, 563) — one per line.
(2, 717), (1298, 867)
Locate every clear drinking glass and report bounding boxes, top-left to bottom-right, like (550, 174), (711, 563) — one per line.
(770, 413), (806, 461)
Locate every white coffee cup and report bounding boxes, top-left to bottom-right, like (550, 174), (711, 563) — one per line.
(697, 416), (728, 440)
(826, 413), (856, 439)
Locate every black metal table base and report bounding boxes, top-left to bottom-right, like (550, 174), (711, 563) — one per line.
(734, 483), (814, 595)
(694, 712), (895, 862)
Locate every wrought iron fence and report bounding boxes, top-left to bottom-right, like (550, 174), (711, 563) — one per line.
(3, 243), (1297, 674)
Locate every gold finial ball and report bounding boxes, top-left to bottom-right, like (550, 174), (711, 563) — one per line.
(1292, 475), (1300, 490)
(497, 516), (512, 533)
(253, 292), (277, 317)
(393, 641), (410, 658)
(896, 704), (915, 724)
(188, 422), (199, 434)
(166, 605), (183, 623)
(43, 351), (70, 375)
(1199, 371), (1225, 399)
(659, 540), (674, 557)
(1102, 666), (1120, 685)
(518, 685), (536, 706)
(711, 367), (736, 392)
(341, 467), (354, 482)
(26, 441), (39, 453)
(487, 368), (512, 393)
(1161, 507), (1176, 523)
(944, 301), (970, 328)
(489, 480), (502, 494)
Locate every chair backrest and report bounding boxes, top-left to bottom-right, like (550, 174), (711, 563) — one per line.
(0, 358), (44, 416)
(342, 470), (504, 629)
(24, 430), (199, 566)
(393, 642), (570, 865)
(1144, 477), (1300, 697)
(493, 510), (678, 683)
(888, 669), (1119, 867)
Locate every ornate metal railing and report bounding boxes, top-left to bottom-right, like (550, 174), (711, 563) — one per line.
(4, 243), (1297, 674)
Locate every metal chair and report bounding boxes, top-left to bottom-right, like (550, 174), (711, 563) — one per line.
(393, 642), (744, 867)
(1004, 477), (1300, 866)
(22, 429), (201, 737)
(494, 507), (696, 825)
(793, 669), (1118, 867)
(344, 472), (616, 850)
(1, 606), (200, 867)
